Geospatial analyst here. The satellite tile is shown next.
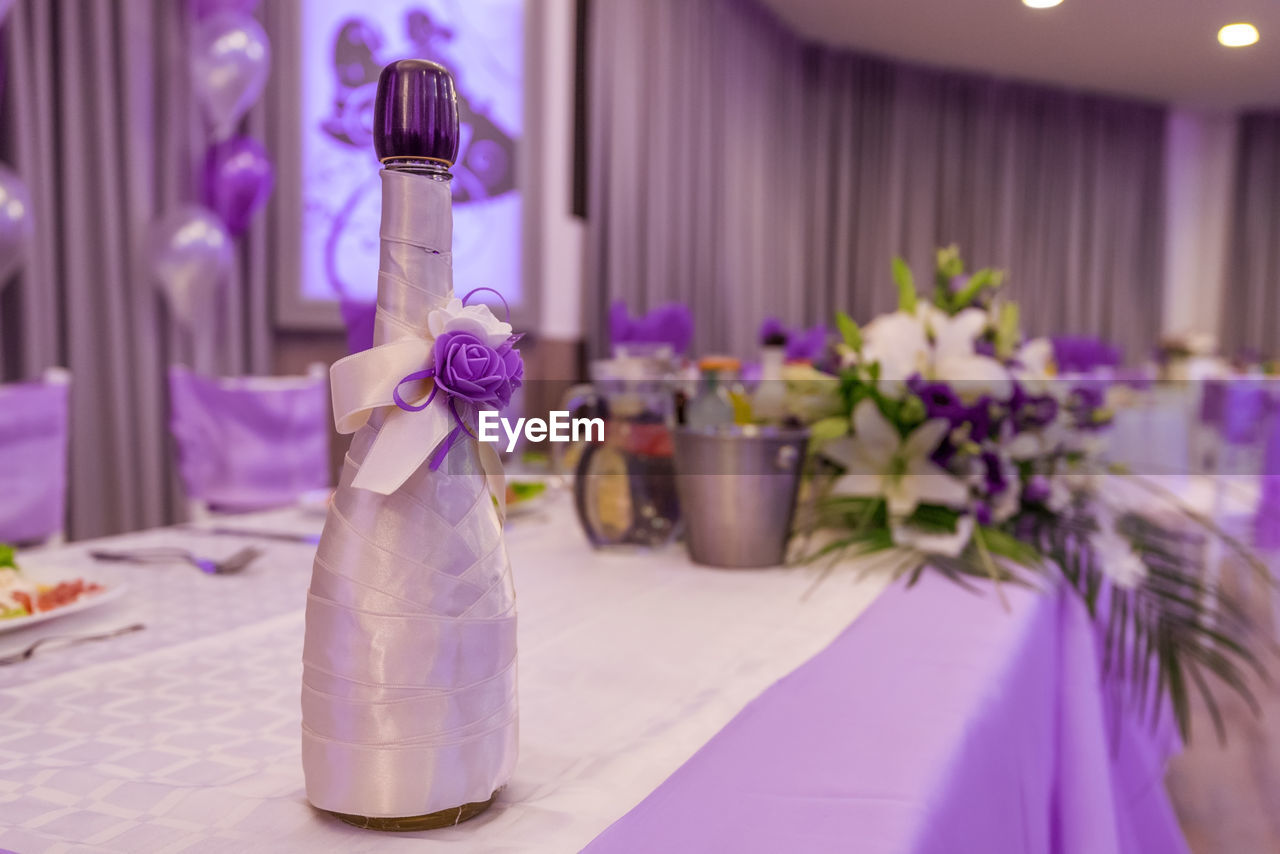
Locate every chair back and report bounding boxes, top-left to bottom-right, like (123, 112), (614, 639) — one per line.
(1219, 381), (1271, 447)
(168, 365), (330, 514)
(1050, 336), (1122, 375)
(1254, 409), (1280, 549)
(339, 299), (376, 355)
(1198, 379), (1226, 427)
(0, 368), (70, 545)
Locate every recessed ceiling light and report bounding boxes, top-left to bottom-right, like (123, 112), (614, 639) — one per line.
(1022, 0), (1064, 8)
(1218, 23), (1259, 47)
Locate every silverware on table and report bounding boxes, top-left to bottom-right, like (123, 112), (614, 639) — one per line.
(0, 622), (145, 665)
(179, 525), (321, 545)
(88, 545), (263, 575)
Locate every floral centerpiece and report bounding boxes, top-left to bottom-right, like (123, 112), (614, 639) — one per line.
(792, 246), (1268, 741)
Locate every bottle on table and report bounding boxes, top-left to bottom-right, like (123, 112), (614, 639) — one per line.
(752, 330), (789, 424)
(301, 60), (516, 832)
(686, 356), (741, 429)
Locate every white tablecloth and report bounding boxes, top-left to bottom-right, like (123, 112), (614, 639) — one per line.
(0, 492), (890, 853)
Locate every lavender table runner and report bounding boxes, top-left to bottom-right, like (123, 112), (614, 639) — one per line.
(582, 574), (1188, 854)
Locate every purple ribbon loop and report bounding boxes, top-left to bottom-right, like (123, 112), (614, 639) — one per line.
(394, 367), (483, 472)
(461, 287), (512, 323)
(392, 368), (438, 412)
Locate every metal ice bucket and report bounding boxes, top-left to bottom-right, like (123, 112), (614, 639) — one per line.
(673, 425), (809, 568)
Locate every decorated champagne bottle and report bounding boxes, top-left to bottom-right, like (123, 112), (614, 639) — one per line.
(301, 59), (518, 831)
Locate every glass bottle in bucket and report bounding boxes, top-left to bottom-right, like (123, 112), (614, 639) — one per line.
(562, 348), (681, 547)
(686, 356), (742, 429)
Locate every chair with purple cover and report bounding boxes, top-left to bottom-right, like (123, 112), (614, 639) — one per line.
(1195, 379), (1228, 474)
(610, 300), (694, 357)
(168, 365), (331, 520)
(1254, 404), (1280, 637)
(0, 368), (71, 546)
(339, 299), (376, 355)
(1050, 335), (1122, 375)
(1200, 379), (1274, 616)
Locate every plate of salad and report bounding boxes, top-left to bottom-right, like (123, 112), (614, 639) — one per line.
(504, 479), (551, 520)
(0, 543), (124, 634)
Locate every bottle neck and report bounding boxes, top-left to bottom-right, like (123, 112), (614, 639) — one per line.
(761, 347), (786, 376)
(383, 159), (453, 181)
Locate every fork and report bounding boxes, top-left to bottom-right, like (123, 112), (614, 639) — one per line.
(0, 623), (145, 665)
(88, 545), (263, 575)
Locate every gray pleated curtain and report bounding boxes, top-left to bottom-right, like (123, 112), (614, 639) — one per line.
(0, 0), (274, 538)
(586, 0), (1168, 361)
(1221, 113), (1280, 357)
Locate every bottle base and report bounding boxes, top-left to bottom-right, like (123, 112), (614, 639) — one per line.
(325, 791), (497, 832)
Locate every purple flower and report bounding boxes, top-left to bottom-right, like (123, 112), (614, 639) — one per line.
(760, 317), (788, 346)
(907, 376), (967, 425)
(787, 325), (829, 362)
(434, 330), (519, 408)
(1023, 474), (1051, 505)
(1007, 382), (1058, 431)
(980, 451), (1011, 496)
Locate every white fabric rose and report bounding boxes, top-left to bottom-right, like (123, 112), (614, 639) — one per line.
(427, 297), (513, 348)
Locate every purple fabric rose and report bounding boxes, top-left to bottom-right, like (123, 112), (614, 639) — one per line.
(499, 339), (525, 392)
(434, 330), (518, 408)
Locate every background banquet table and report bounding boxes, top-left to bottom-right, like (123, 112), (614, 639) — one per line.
(0, 489), (1192, 853)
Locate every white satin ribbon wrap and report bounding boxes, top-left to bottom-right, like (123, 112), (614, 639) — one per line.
(302, 169), (518, 819)
(328, 174), (504, 502)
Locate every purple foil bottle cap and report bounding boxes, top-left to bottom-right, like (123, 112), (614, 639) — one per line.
(373, 59), (460, 167)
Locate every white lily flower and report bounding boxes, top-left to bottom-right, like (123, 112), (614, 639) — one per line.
(891, 515), (975, 558)
(860, 311), (929, 381)
(827, 400), (969, 517)
(781, 363), (844, 421)
(925, 308), (1012, 401)
(1015, 338), (1055, 380)
(1091, 513), (1148, 589)
(990, 483), (1021, 523)
(1006, 422), (1072, 461)
(427, 297), (513, 347)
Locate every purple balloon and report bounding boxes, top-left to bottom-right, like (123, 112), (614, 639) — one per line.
(191, 12), (271, 140)
(204, 136), (274, 237)
(150, 205), (233, 327)
(189, 0), (260, 20)
(0, 165), (34, 290)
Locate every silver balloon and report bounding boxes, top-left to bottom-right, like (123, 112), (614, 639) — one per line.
(150, 205), (233, 326)
(191, 12), (271, 140)
(0, 165), (34, 291)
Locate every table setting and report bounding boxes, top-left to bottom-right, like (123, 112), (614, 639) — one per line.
(2, 232), (1274, 853)
(4, 48), (1280, 854)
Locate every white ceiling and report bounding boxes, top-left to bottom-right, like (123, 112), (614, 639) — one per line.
(756, 0), (1280, 109)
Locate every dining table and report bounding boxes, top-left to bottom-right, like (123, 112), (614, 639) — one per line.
(0, 483), (1208, 854)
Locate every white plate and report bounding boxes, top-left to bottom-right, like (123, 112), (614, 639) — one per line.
(0, 581), (126, 634)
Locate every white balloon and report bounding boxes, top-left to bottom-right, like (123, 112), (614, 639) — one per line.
(150, 205), (233, 326)
(190, 12), (271, 140)
(0, 164), (34, 291)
